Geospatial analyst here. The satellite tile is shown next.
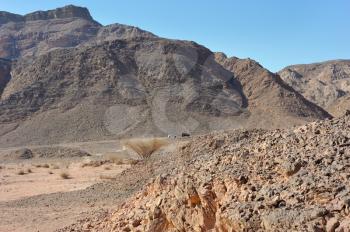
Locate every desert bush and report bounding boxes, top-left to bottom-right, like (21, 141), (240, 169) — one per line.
(42, 164), (50, 168)
(17, 170), (26, 175)
(60, 172), (70, 179)
(99, 174), (116, 180)
(81, 160), (109, 168)
(48, 171), (53, 174)
(50, 164), (60, 169)
(122, 137), (169, 159)
(27, 168), (32, 173)
(34, 164), (42, 168)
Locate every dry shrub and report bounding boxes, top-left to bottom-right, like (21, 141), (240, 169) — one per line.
(48, 171), (53, 174)
(99, 175), (116, 181)
(42, 164), (50, 168)
(81, 160), (109, 168)
(60, 172), (71, 179)
(34, 164), (42, 168)
(17, 170), (26, 175)
(27, 168), (32, 173)
(51, 164), (60, 169)
(122, 137), (169, 159)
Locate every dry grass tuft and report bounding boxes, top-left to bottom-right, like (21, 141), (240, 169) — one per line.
(42, 164), (50, 168)
(34, 164), (42, 168)
(17, 170), (26, 175)
(27, 168), (32, 173)
(122, 137), (169, 159)
(60, 172), (71, 179)
(99, 175), (116, 181)
(51, 164), (60, 169)
(81, 160), (109, 168)
(48, 171), (53, 174)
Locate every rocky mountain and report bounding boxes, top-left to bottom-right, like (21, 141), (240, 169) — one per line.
(278, 60), (350, 116)
(64, 113), (350, 231)
(0, 5), (155, 59)
(214, 53), (331, 127)
(0, 5), (331, 147)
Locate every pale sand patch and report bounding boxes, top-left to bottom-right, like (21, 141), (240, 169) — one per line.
(0, 161), (129, 202)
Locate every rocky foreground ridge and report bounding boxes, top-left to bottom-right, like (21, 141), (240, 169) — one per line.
(68, 113), (350, 231)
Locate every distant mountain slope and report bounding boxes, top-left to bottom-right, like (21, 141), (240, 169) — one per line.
(0, 5), (331, 147)
(278, 60), (350, 116)
(214, 53), (331, 127)
(0, 5), (155, 59)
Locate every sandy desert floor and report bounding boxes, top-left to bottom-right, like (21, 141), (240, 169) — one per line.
(0, 138), (179, 232)
(0, 140), (134, 232)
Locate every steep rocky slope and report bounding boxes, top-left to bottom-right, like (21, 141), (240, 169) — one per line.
(0, 6), (331, 147)
(0, 38), (247, 146)
(215, 53), (331, 127)
(69, 114), (350, 231)
(279, 60), (350, 116)
(0, 58), (11, 95)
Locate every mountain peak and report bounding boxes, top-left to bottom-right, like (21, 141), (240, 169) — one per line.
(24, 5), (93, 21)
(0, 5), (94, 25)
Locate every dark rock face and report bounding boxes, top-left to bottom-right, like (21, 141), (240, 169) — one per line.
(0, 58), (11, 96)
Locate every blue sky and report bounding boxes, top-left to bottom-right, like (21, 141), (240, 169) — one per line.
(1, 0), (349, 71)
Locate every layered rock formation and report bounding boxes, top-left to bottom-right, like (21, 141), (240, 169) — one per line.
(279, 60), (350, 116)
(73, 114), (350, 231)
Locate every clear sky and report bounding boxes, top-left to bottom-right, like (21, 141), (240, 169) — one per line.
(1, 0), (349, 71)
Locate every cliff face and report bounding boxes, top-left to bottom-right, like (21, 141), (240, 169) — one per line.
(279, 60), (350, 116)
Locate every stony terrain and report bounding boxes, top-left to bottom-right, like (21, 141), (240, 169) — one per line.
(65, 113), (350, 231)
(279, 60), (350, 116)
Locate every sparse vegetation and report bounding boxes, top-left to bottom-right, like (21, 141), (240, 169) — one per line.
(51, 164), (60, 169)
(99, 174), (116, 181)
(17, 170), (26, 175)
(48, 171), (53, 174)
(60, 172), (70, 179)
(122, 137), (169, 159)
(27, 168), (32, 173)
(42, 164), (50, 168)
(81, 160), (109, 168)
(34, 164), (42, 168)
